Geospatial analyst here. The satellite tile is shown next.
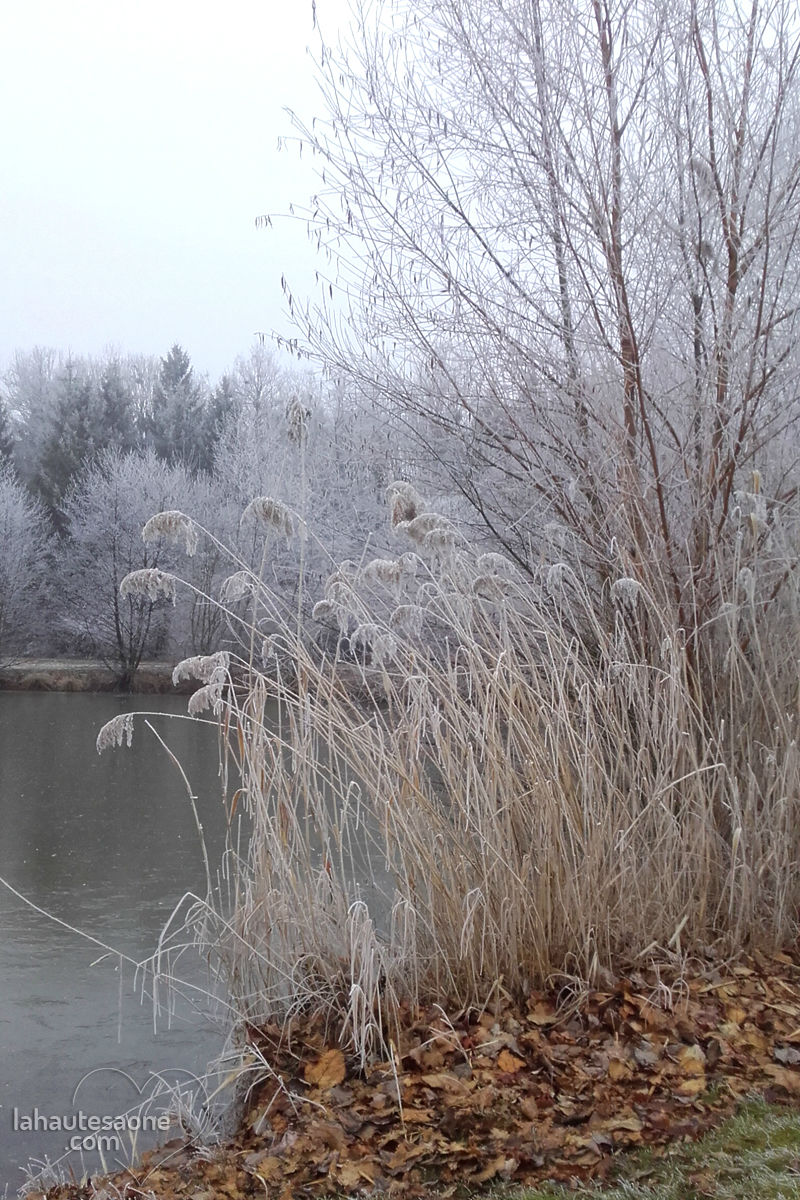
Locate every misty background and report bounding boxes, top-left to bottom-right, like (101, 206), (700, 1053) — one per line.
(0, 0), (336, 378)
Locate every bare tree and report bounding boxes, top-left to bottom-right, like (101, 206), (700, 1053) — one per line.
(286, 0), (800, 647)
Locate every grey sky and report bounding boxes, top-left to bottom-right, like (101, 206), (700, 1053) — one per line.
(0, 0), (338, 382)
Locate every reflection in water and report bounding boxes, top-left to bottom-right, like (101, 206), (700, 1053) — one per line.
(0, 692), (233, 1191)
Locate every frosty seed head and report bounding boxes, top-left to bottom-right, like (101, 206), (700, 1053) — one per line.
(386, 481), (424, 528)
(610, 576), (644, 607)
(737, 566), (755, 601)
(350, 623), (398, 666)
(312, 599), (336, 622)
(220, 571), (257, 604)
(389, 604), (425, 635)
(361, 558), (403, 588)
(241, 496), (295, 540)
(188, 683), (225, 717)
(476, 552), (517, 578)
(314, 596), (350, 633)
(397, 512), (454, 544)
(422, 526), (459, 557)
(119, 568), (178, 605)
(545, 562), (574, 594)
(543, 522), (571, 548)
(286, 396), (310, 444)
(172, 651), (230, 688)
(96, 713), (135, 755)
(325, 578), (356, 606)
(141, 510), (198, 557)
(399, 551), (425, 577)
(472, 574), (512, 599)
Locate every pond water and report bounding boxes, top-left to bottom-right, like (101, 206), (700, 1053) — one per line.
(0, 691), (236, 1192)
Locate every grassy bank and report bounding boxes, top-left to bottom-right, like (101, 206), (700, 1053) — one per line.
(0, 657), (193, 692)
(522, 1099), (800, 1199)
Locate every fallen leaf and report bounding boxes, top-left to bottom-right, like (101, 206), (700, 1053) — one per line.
(764, 1064), (800, 1095)
(246, 1155), (284, 1185)
(333, 1160), (378, 1189)
(402, 1108), (434, 1124)
(304, 1048), (346, 1089)
(419, 1072), (470, 1094)
(678, 1044), (706, 1076)
(634, 1042), (661, 1068)
(592, 1110), (644, 1134)
(608, 1057), (632, 1081)
(474, 1154), (510, 1182)
(675, 1075), (706, 1097)
(527, 1001), (557, 1025)
(498, 1049), (526, 1073)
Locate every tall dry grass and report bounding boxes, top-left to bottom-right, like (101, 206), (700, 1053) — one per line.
(107, 484), (800, 1062)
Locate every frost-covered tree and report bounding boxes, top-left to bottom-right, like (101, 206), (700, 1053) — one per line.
(0, 463), (52, 661)
(6, 348), (142, 509)
(290, 0), (800, 641)
(57, 450), (194, 686)
(175, 472), (240, 655)
(0, 399), (13, 463)
(146, 344), (220, 472)
(37, 360), (103, 513)
(4, 346), (60, 490)
(97, 359), (138, 456)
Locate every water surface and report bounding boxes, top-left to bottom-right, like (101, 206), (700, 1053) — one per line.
(0, 692), (232, 1191)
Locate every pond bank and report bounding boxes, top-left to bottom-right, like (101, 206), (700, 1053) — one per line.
(0, 658), (189, 693)
(34, 949), (800, 1200)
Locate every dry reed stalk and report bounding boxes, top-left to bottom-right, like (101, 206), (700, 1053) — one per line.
(105, 488), (800, 1064)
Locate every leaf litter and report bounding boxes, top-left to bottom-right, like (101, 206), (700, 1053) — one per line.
(39, 949), (800, 1199)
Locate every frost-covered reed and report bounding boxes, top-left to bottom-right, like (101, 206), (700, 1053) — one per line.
(104, 482), (800, 1064)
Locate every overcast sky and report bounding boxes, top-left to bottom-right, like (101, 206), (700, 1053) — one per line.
(0, 0), (342, 383)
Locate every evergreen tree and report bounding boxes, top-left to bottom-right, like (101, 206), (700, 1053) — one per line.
(98, 361), (137, 454)
(37, 362), (102, 514)
(202, 374), (237, 471)
(147, 344), (209, 470)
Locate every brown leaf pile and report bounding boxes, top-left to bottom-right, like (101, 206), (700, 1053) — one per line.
(41, 949), (800, 1200)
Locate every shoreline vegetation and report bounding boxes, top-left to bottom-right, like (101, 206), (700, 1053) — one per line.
(0, 657), (194, 694)
(29, 468), (800, 1195)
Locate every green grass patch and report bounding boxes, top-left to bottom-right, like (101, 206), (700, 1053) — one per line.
(510, 1101), (800, 1199)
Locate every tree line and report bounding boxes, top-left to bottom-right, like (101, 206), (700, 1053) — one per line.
(4, 0), (800, 702)
(0, 342), (425, 683)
